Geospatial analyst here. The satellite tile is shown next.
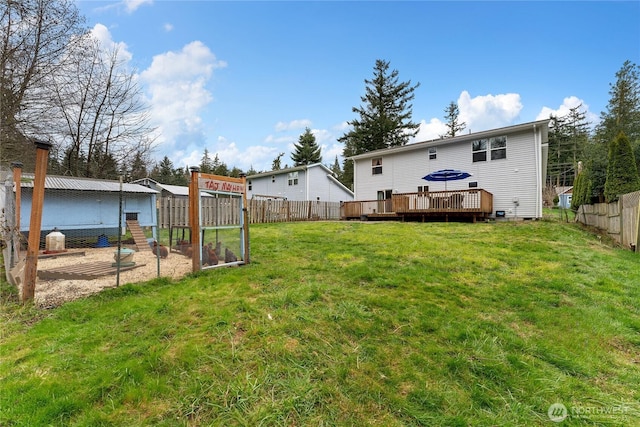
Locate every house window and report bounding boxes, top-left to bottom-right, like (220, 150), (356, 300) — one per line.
(490, 136), (507, 160)
(248, 180), (252, 191)
(472, 139), (487, 162)
(288, 171), (299, 186)
(428, 147), (437, 160)
(372, 158), (383, 175)
(418, 185), (429, 193)
(271, 175), (275, 183)
(468, 181), (478, 188)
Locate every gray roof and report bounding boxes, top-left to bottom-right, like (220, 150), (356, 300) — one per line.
(155, 182), (189, 196)
(20, 174), (158, 194)
(247, 162), (329, 179)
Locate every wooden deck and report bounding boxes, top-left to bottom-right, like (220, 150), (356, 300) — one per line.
(341, 189), (494, 222)
(37, 261), (145, 280)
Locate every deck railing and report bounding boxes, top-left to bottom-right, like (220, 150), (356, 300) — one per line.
(341, 189), (493, 219)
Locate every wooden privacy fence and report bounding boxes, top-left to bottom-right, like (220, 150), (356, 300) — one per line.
(158, 197), (342, 227)
(575, 190), (640, 251)
(247, 199), (341, 223)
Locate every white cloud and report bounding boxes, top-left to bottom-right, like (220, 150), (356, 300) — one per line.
(413, 91), (523, 142)
(89, 24), (132, 63)
(264, 134), (295, 145)
(310, 128), (332, 144)
(274, 119), (312, 132)
(457, 90), (522, 132)
(122, 0), (153, 13)
(169, 135), (280, 173)
(536, 96), (599, 126)
(322, 143), (345, 164)
(210, 137), (280, 172)
(413, 118), (448, 142)
(140, 41), (227, 151)
(163, 23), (174, 32)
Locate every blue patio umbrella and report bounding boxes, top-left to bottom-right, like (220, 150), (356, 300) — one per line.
(422, 169), (472, 191)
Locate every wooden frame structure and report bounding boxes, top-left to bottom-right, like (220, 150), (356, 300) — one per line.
(189, 167), (250, 272)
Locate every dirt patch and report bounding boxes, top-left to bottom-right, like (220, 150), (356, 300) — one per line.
(33, 247), (194, 308)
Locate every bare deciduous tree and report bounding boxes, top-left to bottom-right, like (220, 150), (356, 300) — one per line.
(0, 0), (85, 170)
(43, 38), (156, 178)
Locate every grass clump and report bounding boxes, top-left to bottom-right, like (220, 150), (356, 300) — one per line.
(1, 219), (639, 426)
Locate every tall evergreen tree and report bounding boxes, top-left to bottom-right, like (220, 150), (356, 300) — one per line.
(330, 155), (342, 181)
(546, 104), (590, 187)
(604, 131), (640, 202)
(127, 151), (148, 181)
(291, 127), (322, 166)
(228, 166), (243, 178)
(595, 61), (640, 145)
(339, 59), (420, 186)
(571, 163), (592, 210)
(211, 154), (229, 176)
(588, 61), (640, 200)
(153, 156), (175, 184)
(272, 153), (284, 171)
(200, 148), (214, 173)
(441, 101), (466, 138)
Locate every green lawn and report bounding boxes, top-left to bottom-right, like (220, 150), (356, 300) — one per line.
(1, 217), (639, 426)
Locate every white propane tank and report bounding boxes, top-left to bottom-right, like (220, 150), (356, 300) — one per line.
(45, 228), (66, 252)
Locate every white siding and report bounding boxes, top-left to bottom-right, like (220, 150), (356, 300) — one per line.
(307, 167), (353, 202)
(247, 165), (354, 202)
(248, 171), (307, 201)
(353, 123), (545, 218)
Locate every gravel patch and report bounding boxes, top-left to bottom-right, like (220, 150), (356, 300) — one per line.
(32, 247), (194, 308)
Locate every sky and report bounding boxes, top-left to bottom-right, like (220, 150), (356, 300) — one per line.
(75, 0), (640, 173)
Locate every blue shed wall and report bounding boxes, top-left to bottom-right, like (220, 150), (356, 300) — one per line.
(20, 189), (157, 235)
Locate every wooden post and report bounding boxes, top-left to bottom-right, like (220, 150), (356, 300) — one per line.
(240, 173), (250, 264)
(11, 162), (23, 231)
(22, 141), (52, 303)
(635, 198), (640, 253)
(189, 166), (201, 272)
(618, 197), (624, 247)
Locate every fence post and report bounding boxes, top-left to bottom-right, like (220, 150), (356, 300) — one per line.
(636, 198), (640, 253)
(22, 141), (52, 303)
(189, 166), (201, 272)
(11, 162), (23, 232)
(240, 173), (250, 264)
(618, 197), (624, 247)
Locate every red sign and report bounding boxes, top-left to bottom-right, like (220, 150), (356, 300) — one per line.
(198, 178), (244, 194)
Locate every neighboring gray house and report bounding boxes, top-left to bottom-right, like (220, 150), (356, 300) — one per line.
(131, 177), (190, 199)
(349, 120), (549, 219)
(247, 163), (354, 202)
(17, 174), (158, 243)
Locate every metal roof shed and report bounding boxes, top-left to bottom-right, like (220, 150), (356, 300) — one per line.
(18, 175), (159, 244)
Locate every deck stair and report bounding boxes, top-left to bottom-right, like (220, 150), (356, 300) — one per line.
(126, 220), (151, 252)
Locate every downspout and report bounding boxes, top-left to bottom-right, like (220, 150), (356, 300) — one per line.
(305, 166), (309, 200)
(352, 158), (357, 199)
(533, 123), (541, 218)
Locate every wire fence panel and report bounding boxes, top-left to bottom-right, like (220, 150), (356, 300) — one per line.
(1, 167), (343, 307)
(0, 171), (195, 307)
